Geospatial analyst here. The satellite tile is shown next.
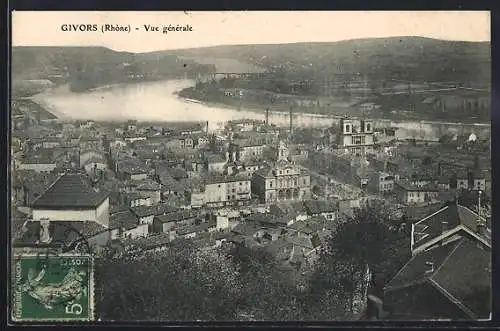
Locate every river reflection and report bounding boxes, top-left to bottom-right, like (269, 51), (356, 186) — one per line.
(34, 79), (491, 140)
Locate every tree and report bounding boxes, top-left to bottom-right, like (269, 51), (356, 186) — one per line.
(95, 240), (241, 321)
(308, 203), (410, 317)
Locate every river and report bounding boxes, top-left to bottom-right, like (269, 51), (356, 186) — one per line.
(34, 79), (491, 141)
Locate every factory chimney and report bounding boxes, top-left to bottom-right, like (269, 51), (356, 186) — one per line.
(206, 121), (209, 134)
(289, 106), (293, 134)
(265, 108), (269, 127)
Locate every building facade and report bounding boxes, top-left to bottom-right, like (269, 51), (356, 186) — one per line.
(339, 117), (375, 155)
(203, 175), (252, 207)
(252, 142), (311, 204)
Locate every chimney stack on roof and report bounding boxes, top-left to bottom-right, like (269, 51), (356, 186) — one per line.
(425, 261), (434, 274)
(39, 218), (52, 244)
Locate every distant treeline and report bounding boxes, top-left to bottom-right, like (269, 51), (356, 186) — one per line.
(12, 46), (217, 93)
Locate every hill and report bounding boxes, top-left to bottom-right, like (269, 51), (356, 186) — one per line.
(12, 46), (216, 93)
(168, 37), (490, 85)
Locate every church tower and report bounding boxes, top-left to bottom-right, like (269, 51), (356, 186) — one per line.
(277, 140), (289, 162)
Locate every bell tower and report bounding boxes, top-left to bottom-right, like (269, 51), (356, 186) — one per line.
(341, 118), (353, 134)
(277, 140), (289, 161)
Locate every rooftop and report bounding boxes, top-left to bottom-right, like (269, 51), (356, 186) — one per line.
(31, 174), (109, 209)
(154, 210), (199, 223)
(385, 238), (491, 319)
(13, 220), (108, 248)
(109, 209), (139, 231)
(412, 201), (490, 250)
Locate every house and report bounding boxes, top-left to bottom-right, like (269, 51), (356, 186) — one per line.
(228, 141), (266, 162)
(130, 205), (156, 226)
(206, 153), (227, 173)
(362, 198), (492, 321)
(117, 158), (148, 180)
(370, 171), (396, 194)
(394, 181), (440, 205)
(123, 192), (152, 208)
(202, 174), (252, 207)
(455, 169), (486, 192)
(383, 237), (491, 320)
(287, 216), (328, 239)
(79, 150), (107, 169)
(410, 201), (491, 256)
(289, 147), (309, 163)
(268, 201), (309, 224)
(31, 173), (110, 227)
(17, 157), (57, 173)
(190, 191), (205, 208)
(303, 200), (338, 220)
(176, 222), (212, 239)
(152, 210), (199, 233)
(109, 208), (148, 239)
(12, 219), (113, 254)
(134, 179), (161, 205)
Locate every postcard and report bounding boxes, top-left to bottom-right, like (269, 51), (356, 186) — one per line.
(10, 10), (491, 322)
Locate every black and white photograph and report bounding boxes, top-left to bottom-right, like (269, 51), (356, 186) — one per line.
(10, 11), (491, 322)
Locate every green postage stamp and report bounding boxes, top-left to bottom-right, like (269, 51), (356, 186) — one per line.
(12, 254), (94, 322)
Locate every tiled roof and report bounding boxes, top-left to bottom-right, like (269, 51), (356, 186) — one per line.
(109, 209), (139, 230)
(154, 204), (181, 216)
(404, 203), (447, 222)
(269, 201), (307, 217)
(31, 174), (109, 209)
(231, 222), (260, 237)
(134, 233), (171, 250)
(253, 166), (275, 178)
(135, 179), (161, 191)
(177, 222), (210, 235)
(13, 220), (108, 248)
(154, 210), (198, 223)
(412, 202), (490, 249)
(130, 205), (156, 218)
(303, 200), (338, 215)
(385, 238), (491, 318)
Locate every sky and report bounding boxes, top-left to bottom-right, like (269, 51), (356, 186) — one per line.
(12, 11), (491, 53)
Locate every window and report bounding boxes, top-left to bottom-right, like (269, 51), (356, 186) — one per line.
(366, 124), (371, 132)
(270, 181), (273, 188)
(239, 182), (242, 186)
(345, 124), (350, 132)
(227, 195), (231, 200)
(218, 184), (221, 188)
(232, 189), (235, 193)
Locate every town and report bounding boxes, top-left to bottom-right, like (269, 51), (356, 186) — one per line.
(11, 93), (492, 320)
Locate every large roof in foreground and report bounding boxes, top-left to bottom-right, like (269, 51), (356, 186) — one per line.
(31, 174), (109, 209)
(384, 238), (491, 319)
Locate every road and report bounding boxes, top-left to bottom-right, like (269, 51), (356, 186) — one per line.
(301, 165), (379, 200)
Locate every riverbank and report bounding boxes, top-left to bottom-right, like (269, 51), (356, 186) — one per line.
(176, 88), (492, 127)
